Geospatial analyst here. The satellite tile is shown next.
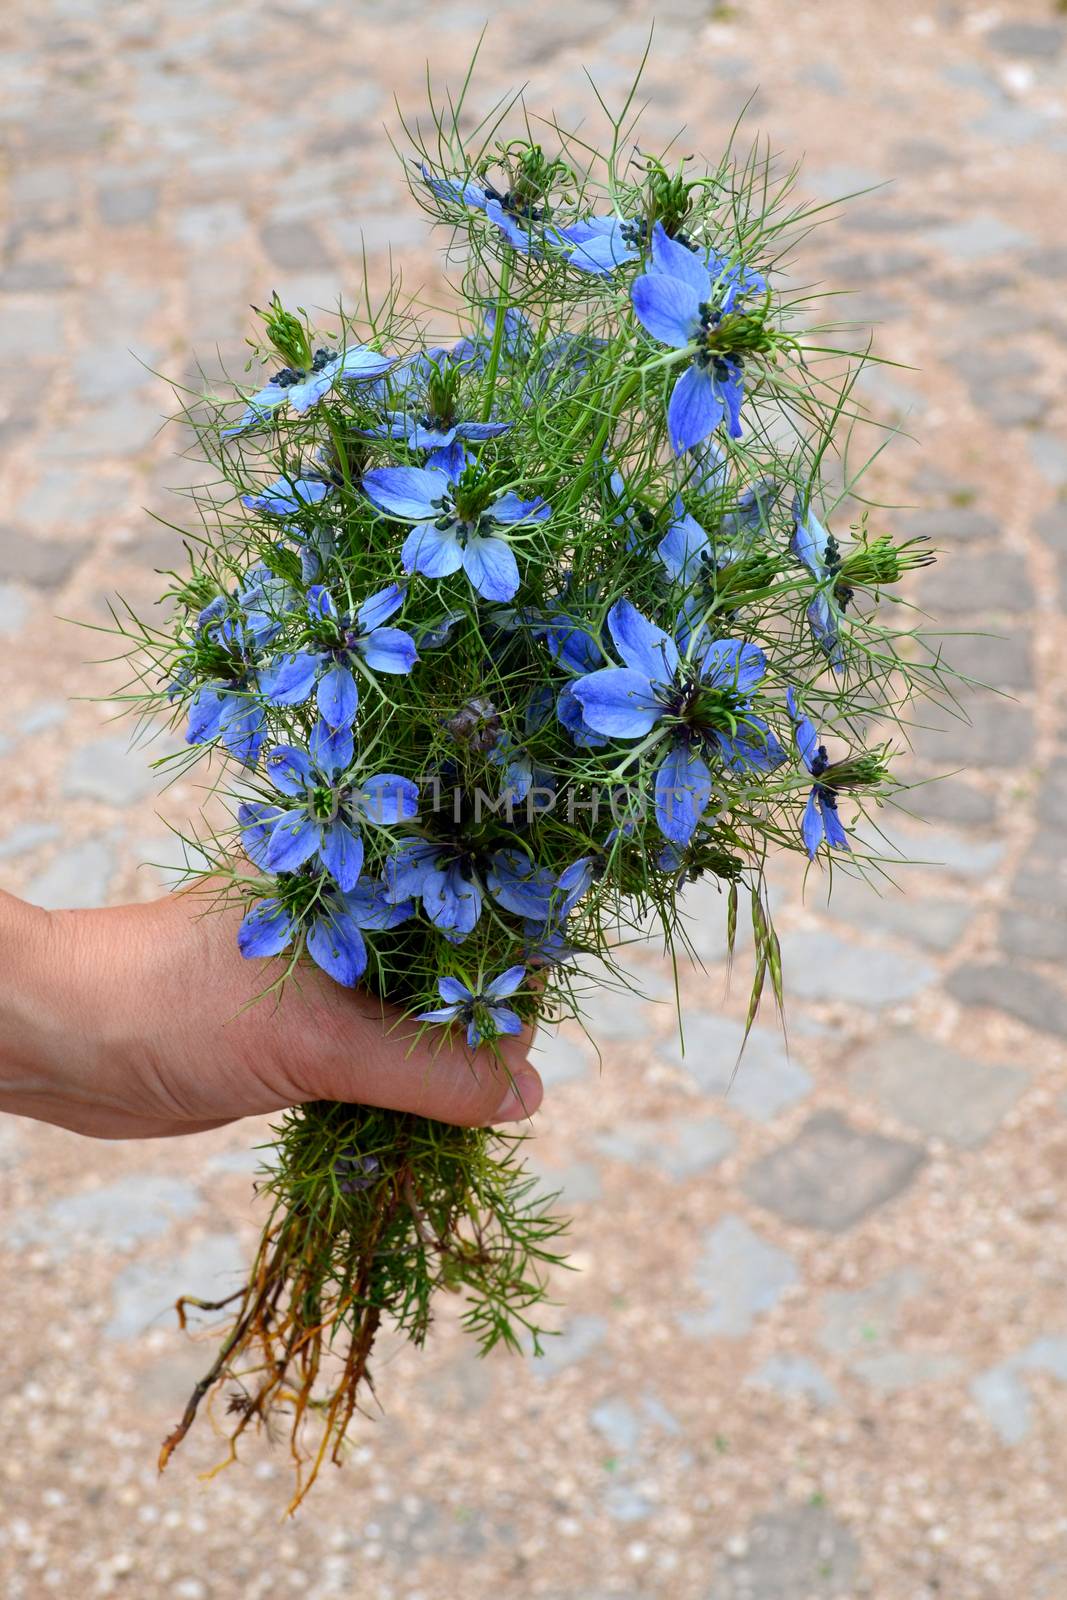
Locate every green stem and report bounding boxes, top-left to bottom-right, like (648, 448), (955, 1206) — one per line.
(479, 252), (514, 423)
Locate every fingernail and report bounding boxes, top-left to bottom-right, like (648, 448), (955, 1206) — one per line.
(493, 1067), (543, 1123)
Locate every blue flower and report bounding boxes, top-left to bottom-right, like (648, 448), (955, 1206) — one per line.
(630, 223), (765, 454)
(241, 475), (334, 516)
(790, 495), (845, 670)
(363, 349), (513, 451)
(236, 875), (415, 988)
(487, 851), (594, 922)
(222, 344), (394, 438)
(240, 731), (419, 892)
(452, 306), (534, 372)
(571, 599), (785, 844)
(657, 478), (780, 584)
(258, 582), (417, 732)
(382, 838), (484, 944)
(186, 683), (265, 767)
(559, 214), (642, 276)
(416, 965), (527, 1049)
(786, 688), (851, 860)
(420, 164), (563, 257)
(362, 443), (550, 604)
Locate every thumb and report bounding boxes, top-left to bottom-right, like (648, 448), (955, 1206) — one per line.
(283, 987), (545, 1128)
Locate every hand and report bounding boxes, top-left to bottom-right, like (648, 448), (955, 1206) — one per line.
(0, 888), (544, 1140)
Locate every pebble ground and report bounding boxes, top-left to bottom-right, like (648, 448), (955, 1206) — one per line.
(2, 1), (1066, 1596)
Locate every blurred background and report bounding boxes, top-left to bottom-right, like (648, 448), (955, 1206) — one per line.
(1, 1), (1066, 1595)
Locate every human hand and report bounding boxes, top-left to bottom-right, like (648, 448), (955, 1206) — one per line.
(0, 888), (544, 1139)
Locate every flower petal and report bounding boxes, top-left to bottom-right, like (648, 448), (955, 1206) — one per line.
(489, 491), (551, 525)
(317, 662), (359, 729)
(438, 975), (473, 1005)
(658, 508), (709, 582)
(572, 667), (662, 738)
(485, 1005), (523, 1037)
(310, 716), (353, 776)
(607, 599), (680, 682)
(265, 810), (319, 874)
(668, 363), (723, 455)
(484, 964), (527, 1001)
(360, 626), (417, 674)
(631, 272), (702, 348)
(239, 800), (284, 868)
(237, 899), (295, 959)
(355, 582), (406, 632)
(654, 745), (713, 845)
(463, 534), (520, 602)
(801, 788), (825, 860)
(697, 637), (767, 695)
(259, 650), (320, 707)
(649, 222), (712, 297)
(357, 773), (420, 827)
(819, 793), (851, 852)
(319, 818), (365, 891)
(362, 465), (449, 521)
(265, 744), (313, 796)
(402, 521), (464, 579)
(307, 911), (368, 987)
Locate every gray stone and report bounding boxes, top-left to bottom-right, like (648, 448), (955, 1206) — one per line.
(0, 525), (83, 588)
(0, 259), (75, 292)
(577, 968), (672, 1042)
(602, 1484), (654, 1524)
(1025, 248), (1067, 279)
(657, 1014), (812, 1123)
(971, 1363), (1032, 1445)
(970, 105), (1057, 149)
(851, 1030), (1027, 1147)
(900, 775), (996, 828)
(926, 214), (1033, 262)
(260, 220), (333, 271)
(776, 930), (934, 1007)
(817, 1267), (924, 1357)
(1000, 907), (1067, 963)
(533, 1314), (607, 1377)
(12, 1175), (202, 1257)
(944, 630), (1033, 691)
(896, 505), (998, 543)
(530, 1026), (594, 1087)
(678, 1216), (799, 1338)
(745, 1354), (839, 1408)
(910, 693), (1034, 768)
(106, 1232), (245, 1341)
(528, 1156), (602, 1206)
(24, 835), (117, 910)
(590, 1398), (641, 1455)
(1012, 837), (1067, 908)
(0, 583), (30, 637)
(826, 879), (970, 953)
(0, 820), (61, 861)
(849, 1350), (964, 1393)
(708, 1503), (862, 1599)
(743, 1112), (924, 1232)
(825, 247), (930, 285)
(63, 733), (159, 804)
(974, 386), (1047, 427)
(18, 700), (67, 735)
(1037, 760), (1067, 830)
(595, 1113), (736, 1178)
(919, 552), (1033, 616)
(946, 963), (1067, 1039)
(985, 22), (1064, 58)
(1029, 432), (1067, 488)
(886, 822), (1005, 882)
(98, 182), (159, 226)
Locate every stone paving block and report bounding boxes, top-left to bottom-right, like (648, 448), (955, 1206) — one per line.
(707, 1503), (862, 1599)
(911, 693), (1034, 768)
(24, 835), (118, 909)
(926, 213), (1033, 261)
(0, 582), (30, 637)
(906, 774), (996, 827)
(971, 1340), (1067, 1445)
(943, 629), (1033, 691)
(850, 1029), (1027, 1148)
(12, 1175), (202, 1257)
(656, 1014), (812, 1123)
(0, 820), (61, 861)
(984, 22), (1064, 58)
(817, 1267), (925, 1357)
(825, 878), (970, 953)
(744, 1354), (840, 1409)
(743, 1111), (924, 1231)
(776, 929), (934, 1007)
(1029, 432), (1067, 488)
(527, 1156), (602, 1206)
(589, 1397), (641, 1455)
(919, 550), (1033, 615)
(106, 1232), (245, 1342)
(63, 732), (161, 805)
(677, 1216), (799, 1338)
(532, 1313), (607, 1378)
(529, 1025), (594, 1087)
(594, 1113), (736, 1179)
(848, 1349), (964, 1393)
(946, 963), (1067, 1039)
(98, 182), (160, 226)
(896, 505), (999, 544)
(999, 907), (1067, 963)
(0, 523), (84, 588)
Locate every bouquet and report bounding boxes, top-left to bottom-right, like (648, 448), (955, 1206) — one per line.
(119, 54), (944, 1507)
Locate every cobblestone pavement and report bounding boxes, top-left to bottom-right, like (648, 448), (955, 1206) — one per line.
(2, 1), (1066, 1595)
